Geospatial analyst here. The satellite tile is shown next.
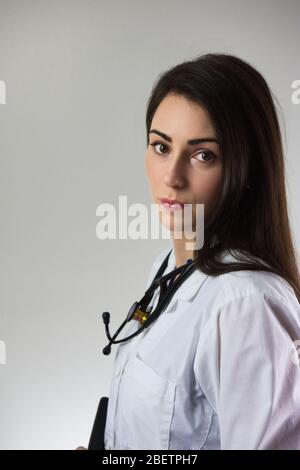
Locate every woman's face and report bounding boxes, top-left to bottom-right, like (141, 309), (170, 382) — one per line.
(145, 93), (223, 234)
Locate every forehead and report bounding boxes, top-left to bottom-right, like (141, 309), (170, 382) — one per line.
(151, 93), (216, 137)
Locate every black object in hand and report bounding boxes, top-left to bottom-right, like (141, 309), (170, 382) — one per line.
(88, 396), (109, 450)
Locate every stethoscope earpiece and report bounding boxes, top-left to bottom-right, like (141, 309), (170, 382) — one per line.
(102, 344), (111, 356)
(102, 312), (110, 324)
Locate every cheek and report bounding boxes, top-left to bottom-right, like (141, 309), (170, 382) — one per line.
(192, 167), (223, 207)
(145, 153), (160, 188)
(145, 152), (151, 177)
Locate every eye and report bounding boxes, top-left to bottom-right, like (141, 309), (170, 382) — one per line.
(149, 142), (216, 163)
(149, 141), (169, 155)
(194, 150), (215, 163)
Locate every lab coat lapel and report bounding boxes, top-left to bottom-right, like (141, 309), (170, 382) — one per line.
(163, 269), (209, 313)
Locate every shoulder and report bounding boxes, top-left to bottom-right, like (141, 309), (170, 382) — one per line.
(220, 253), (299, 305)
(217, 268), (297, 308)
(195, 252), (300, 373)
(193, 249), (299, 331)
(196, 261), (300, 339)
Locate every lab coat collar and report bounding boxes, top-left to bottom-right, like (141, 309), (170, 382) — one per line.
(161, 246), (240, 313)
(158, 248), (208, 314)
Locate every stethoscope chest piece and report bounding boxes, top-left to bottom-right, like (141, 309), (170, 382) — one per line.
(126, 300), (153, 326)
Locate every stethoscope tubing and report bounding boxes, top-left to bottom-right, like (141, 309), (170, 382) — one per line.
(102, 250), (197, 354)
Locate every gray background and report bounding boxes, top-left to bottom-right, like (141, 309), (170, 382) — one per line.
(0, 0), (299, 449)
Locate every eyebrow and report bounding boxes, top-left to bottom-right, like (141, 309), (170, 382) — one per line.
(149, 129), (220, 145)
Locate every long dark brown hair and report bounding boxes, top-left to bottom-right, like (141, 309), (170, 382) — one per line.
(145, 53), (300, 303)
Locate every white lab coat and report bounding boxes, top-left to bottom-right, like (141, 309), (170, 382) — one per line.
(104, 246), (300, 450)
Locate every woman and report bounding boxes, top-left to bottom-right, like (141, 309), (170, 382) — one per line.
(83, 53), (300, 450)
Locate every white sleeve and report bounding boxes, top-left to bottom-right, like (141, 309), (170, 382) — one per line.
(195, 291), (300, 449)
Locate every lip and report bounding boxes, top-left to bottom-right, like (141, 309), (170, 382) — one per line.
(159, 198), (185, 209)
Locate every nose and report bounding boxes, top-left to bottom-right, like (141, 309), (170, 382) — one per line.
(163, 156), (187, 189)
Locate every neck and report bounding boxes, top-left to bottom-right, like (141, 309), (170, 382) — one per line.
(171, 234), (195, 268)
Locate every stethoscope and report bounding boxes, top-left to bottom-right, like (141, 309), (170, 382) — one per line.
(102, 249), (197, 355)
